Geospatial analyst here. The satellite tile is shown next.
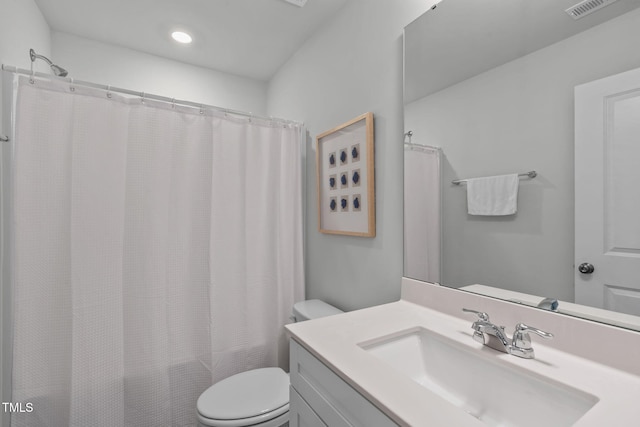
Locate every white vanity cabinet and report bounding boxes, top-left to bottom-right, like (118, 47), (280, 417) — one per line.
(289, 339), (398, 427)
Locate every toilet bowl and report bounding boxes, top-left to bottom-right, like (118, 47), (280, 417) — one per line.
(196, 300), (343, 427)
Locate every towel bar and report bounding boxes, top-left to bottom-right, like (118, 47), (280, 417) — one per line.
(452, 170), (537, 185)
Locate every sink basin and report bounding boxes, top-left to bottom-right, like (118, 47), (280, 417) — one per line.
(359, 327), (598, 427)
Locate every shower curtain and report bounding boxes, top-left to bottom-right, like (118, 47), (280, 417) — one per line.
(403, 145), (441, 283)
(8, 76), (304, 427)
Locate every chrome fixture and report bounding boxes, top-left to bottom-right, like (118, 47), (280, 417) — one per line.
(578, 262), (595, 274)
(462, 308), (511, 352)
(463, 308), (553, 359)
(29, 48), (68, 77)
(537, 297), (559, 312)
(452, 170), (537, 185)
(510, 323), (554, 359)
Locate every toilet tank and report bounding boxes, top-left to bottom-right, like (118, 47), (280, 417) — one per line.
(292, 299), (343, 322)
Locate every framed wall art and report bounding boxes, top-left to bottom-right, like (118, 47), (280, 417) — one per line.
(316, 112), (375, 237)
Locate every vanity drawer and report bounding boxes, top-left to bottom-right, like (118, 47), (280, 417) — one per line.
(290, 386), (327, 427)
(290, 339), (397, 427)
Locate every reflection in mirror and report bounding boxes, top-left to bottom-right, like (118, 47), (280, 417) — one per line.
(403, 0), (640, 331)
(403, 131), (442, 283)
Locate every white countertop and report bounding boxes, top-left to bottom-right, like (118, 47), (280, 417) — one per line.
(460, 284), (640, 332)
(286, 299), (640, 426)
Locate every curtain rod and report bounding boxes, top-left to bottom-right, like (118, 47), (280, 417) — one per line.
(404, 141), (441, 151)
(403, 130), (441, 152)
(1, 64), (303, 127)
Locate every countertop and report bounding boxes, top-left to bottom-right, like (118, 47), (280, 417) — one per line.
(460, 284), (640, 331)
(286, 298), (640, 426)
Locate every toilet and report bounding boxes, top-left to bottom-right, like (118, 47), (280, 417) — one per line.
(196, 299), (343, 427)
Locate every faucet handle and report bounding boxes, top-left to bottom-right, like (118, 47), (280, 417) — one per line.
(512, 323), (553, 349)
(462, 308), (489, 322)
(462, 308), (490, 345)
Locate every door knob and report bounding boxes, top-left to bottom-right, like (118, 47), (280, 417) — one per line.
(578, 263), (595, 274)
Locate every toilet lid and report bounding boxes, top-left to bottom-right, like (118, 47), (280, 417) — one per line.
(197, 368), (289, 421)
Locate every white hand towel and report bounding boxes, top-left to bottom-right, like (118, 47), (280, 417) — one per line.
(466, 174), (519, 216)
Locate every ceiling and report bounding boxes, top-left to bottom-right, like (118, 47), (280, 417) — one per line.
(404, 0), (640, 103)
(34, 0), (349, 81)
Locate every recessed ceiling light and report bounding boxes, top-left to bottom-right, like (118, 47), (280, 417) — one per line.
(171, 31), (192, 44)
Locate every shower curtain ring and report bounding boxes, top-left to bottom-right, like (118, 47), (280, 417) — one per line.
(69, 78), (75, 92)
(29, 58), (35, 84)
(106, 85), (112, 98)
(199, 104), (204, 115)
(171, 98), (176, 109)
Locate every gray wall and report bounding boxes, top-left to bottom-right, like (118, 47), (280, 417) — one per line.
(404, 8), (640, 301)
(267, 0), (434, 311)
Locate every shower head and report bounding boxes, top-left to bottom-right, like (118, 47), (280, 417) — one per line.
(50, 64), (68, 77)
(29, 48), (69, 77)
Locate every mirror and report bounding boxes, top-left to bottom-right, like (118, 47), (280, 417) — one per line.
(403, 0), (640, 331)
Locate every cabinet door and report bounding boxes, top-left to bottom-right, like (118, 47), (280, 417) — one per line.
(290, 387), (327, 427)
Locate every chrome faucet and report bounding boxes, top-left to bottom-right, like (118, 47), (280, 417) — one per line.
(537, 297), (559, 312)
(462, 308), (553, 359)
(462, 308), (511, 352)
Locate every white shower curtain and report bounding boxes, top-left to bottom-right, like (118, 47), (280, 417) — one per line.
(9, 76), (304, 427)
(403, 145), (441, 283)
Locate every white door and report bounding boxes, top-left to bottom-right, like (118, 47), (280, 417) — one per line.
(575, 67), (640, 315)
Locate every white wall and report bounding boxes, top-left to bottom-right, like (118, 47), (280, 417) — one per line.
(405, 8), (640, 301)
(267, 0), (435, 311)
(52, 32), (268, 115)
(0, 0), (50, 68)
(0, 0), (51, 136)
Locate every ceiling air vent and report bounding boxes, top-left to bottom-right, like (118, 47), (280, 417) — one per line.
(565, 0), (620, 20)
